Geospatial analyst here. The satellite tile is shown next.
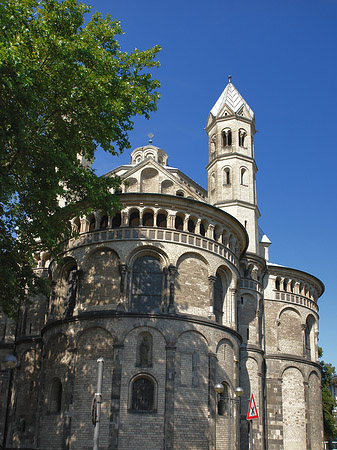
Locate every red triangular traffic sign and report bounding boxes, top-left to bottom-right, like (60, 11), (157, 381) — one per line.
(247, 394), (259, 420)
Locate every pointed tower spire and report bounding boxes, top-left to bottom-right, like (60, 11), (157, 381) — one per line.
(206, 80), (260, 254)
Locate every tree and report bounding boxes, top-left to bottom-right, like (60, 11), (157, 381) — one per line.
(0, 0), (160, 316)
(319, 347), (337, 444)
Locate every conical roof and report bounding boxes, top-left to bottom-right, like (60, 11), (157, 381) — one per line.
(210, 77), (254, 119)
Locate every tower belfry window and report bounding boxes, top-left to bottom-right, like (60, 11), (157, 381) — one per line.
(222, 130), (232, 147)
(239, 130), (246, 147)
(223, 168), (231, 185)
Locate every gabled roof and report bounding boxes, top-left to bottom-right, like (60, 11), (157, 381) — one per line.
(210, 78), (254, 119)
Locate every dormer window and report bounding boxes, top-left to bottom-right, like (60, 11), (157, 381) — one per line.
(239, 129), (247, 147)
(222, 129), (232, 147)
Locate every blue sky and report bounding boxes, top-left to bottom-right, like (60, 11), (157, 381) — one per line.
(90, 0), (337, 367)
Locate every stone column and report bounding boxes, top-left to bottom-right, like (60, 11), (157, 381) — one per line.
(168, 266), (177, 313)
(162, 267), (169, 311)
(183, 214), (190, 232)
(208, 276), (216, 320)
(229, 287), (237, 328)
(121, 209), (128, 226)
(195, 218), (201, 235)
(207, 224), (215, 240)
(301, 323), (307, 357)
(119, 264), (127, 309)
(164, 343), (176, 450)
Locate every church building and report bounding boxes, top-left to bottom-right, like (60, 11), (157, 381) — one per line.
(0, 79), (324, 449)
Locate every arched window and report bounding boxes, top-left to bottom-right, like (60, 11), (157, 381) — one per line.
(176, 190), (184, 197)
(200, 222), (206, 237)
(50, 378), (62, 413)
(214, 273), (224, 324)
(275, 278), (281, 290)
(142, 211), (154, 227)
(100, 215), (108, 229)
(129, 210), (140, 226)
(156, 213), (167, 228)
(283, 279), (288, 292)
(111, 213), (121, 228)
(131, 377), (155, 411)
(222, 129), (232, 146)
(210, 172), (216, 191)
(218, 383), (229, 415)
(239, 130), (246, 147)
(137, 332), (153, 367)
(223, 168), (231, 185)
(188, 218), (195, 233)
(89, 216), (96, 232)
(175, 215), (184, 230)
(305, 316), (315, 359)
(240, 168), (248, 186)
(131, 256), (162, 312)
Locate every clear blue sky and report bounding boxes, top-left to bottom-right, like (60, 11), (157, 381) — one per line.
(89, 0), (337, 367)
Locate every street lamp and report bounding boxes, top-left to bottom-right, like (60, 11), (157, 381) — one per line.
(2, 354), (18, 448)
(214, 383), (243, 450)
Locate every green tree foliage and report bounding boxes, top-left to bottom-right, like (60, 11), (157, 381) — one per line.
(0, 0), (160, 315)
(319, 347), (337, 440)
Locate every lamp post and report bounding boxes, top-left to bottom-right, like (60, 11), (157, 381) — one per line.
(330, 408), (337, 450)
(92, 357), (104, 450)
(2, 355), (18, 449)
(214, 383), (243, 450)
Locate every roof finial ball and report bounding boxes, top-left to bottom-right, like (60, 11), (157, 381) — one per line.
(228, 75), (232, 84)
(147, 132), (154, 144)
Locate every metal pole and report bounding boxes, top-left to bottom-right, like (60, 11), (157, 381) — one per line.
(93, 357), (104, 450)
(228, 397), (231, 450)
(250, 420), (253, 450)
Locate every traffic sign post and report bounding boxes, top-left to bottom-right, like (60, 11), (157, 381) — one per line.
(247, 394), (258, 450)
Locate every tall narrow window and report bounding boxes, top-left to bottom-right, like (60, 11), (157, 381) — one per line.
(240, 168), (247, 185)
(89, 217), (95, 232)
(157, 213), (167, 228)
(129, 210), (140, 226)
(111, 213), (121, 228)
(131, 256), (162, 312)
(227, 130), (232, 146)
(100, 215), (108, 229)
(239, 130), (246, 147)
(142, 212), (154, 227)
(218, 383), (229, 415)
(50, 378), (62, 413)
(224, 168), (231, 185)
(175, 215), (184, 230)
(214, 273), (224, 324)
(188, 219), (195, 233)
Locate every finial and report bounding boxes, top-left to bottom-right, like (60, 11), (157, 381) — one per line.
(228, 75), (232, 84)
(147, 132), (154, 144)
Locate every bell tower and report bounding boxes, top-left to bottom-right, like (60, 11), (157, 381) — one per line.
(206, 77), (260, 254)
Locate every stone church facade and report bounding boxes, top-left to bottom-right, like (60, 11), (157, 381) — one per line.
(0, 79), (324, 449)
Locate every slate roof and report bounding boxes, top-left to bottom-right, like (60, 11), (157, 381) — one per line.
(210, 78), (254, 119)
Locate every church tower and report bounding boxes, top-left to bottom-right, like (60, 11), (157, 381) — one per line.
(206, 77), (260, 254)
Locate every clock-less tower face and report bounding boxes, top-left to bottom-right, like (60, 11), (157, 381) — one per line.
(206, 78), (260, 254)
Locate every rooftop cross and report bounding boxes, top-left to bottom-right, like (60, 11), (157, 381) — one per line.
(147, 132), (154, 144)
(228, 75), (232, 84)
